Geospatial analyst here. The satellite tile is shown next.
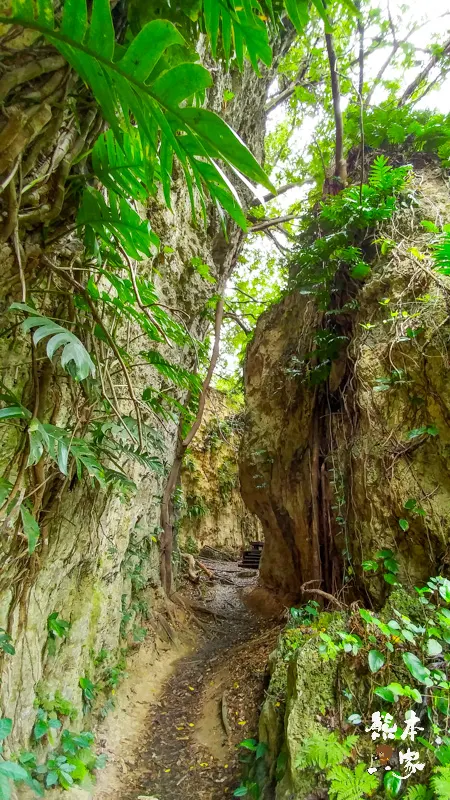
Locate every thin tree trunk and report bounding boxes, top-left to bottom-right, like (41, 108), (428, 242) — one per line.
(160, 297), (225, 594)
(325, 30), (347, 184)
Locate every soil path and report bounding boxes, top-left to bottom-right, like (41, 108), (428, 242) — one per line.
(103, 560), (280, 800)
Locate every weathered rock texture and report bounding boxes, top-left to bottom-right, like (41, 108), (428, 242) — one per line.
(0, 15), (273, 782)
(241, 161), (450, 602)
(179, 389), (262, 555)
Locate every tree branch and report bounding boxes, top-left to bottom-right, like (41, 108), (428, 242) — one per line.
(224, 310), (251, 334)
(249, 181), (302, 208)
(183, 297), (224, 448)
(262, 228), (290, 255)
(248, 213), (299, 233)
(399, 35), (450, 106)
(160, 297), (225, 593)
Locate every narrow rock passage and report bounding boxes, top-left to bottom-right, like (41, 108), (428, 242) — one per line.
(114, 560), (280, 800)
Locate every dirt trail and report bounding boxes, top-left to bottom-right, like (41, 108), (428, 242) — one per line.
(96, 560), (280, 800)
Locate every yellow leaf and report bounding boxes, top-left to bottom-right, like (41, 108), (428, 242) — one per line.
(188, 722), (195, 727)
(164, 768), (171, 773)
(199, 762), (209, 767)
(189, 686), (195, 691)
(238, 721), (247, 725)
(233, 682), (239, 688)
(176, 725), (184, 730)
(275, 702), (280, 707)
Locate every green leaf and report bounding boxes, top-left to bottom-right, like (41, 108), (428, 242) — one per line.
(399, 518), (409, 531)
(384, 573), (398, 585)
(350, 262), (371, 280)
(431, 766), (450, 800)
(0, 773), (11, 800)
(284, 0), (309, 34)
(233, 787), (249, 797)
(375, 686), (396, 702)
(0, 629), (15, 656)
(180, 108), (275, 192)
(10, 304), (95, 382)
(362, 559), (378, 572)
(421, 220), (439, 233)
(0, 406), (30, 420)
(140, 350), (200, 391)
(0, 720), (12, 742)
(427, 638), (443, 656)
(384, 770), (402, 797)
(118, 19), (183, 81)
(384, 559), (399, 574)
(405, 786), (434, 800)
(20, 506), (40, 554)
(152, 63), (212, 107)
(311, 0), (332, 33)
(256, 741), (268, 759)
(88, 0), (114, 61)
(368, 650), (385, 673)
(0, 760), (28, 780)
(404, 498), (417, 510)
(91, 129), (155, 204)
(239, 739), (257, 751)
(403, 652), (432, 685)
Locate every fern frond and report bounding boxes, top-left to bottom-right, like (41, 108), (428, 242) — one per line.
(141, 350), (201, 392)
(369, 155), (392, 188)
(434, 232), (450, 275)
(404, 785), (433, 800)
(202, 0), (272, 71)
(142, 386), (193, 424)
(91, 129), (156, 204)
(78, 187), (160, 262)
(302, 731), (359, 770)
(431, 765), (450, 800)
(328, 763), (379, 800)
(111, 444), (165, 475)
(368, 155), (411, 193)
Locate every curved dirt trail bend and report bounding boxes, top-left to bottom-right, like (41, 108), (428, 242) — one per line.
(96, 559), (280, 800)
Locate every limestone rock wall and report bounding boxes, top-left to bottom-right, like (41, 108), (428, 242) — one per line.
(0, 23), (272, 774)
(179, 389), (262, 555)
(240, 162), (450, 602)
